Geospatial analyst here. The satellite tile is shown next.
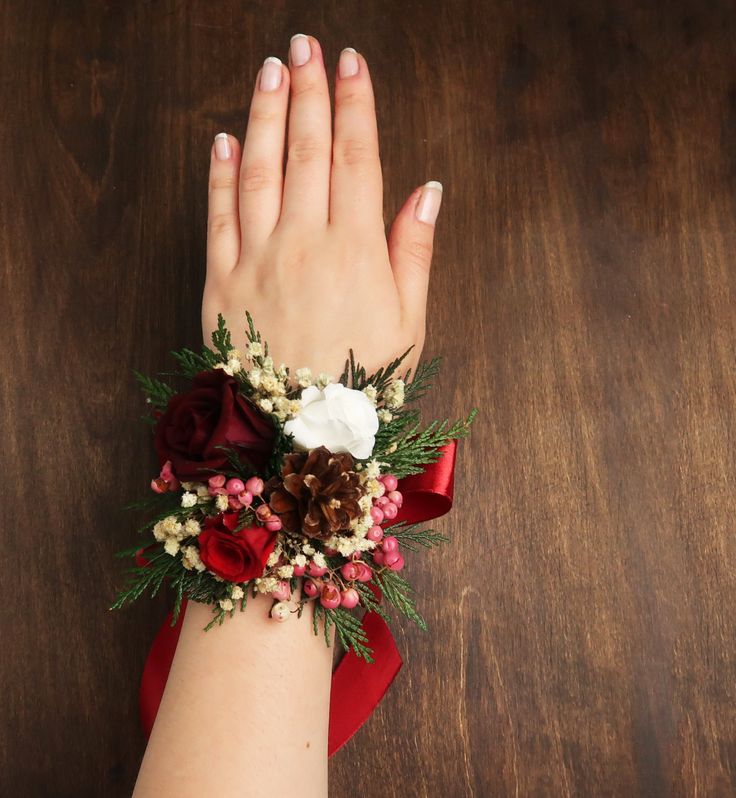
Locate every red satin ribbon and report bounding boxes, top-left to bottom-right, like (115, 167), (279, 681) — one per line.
(137, 439), (457, 756)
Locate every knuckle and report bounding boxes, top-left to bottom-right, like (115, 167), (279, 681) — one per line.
(249, 105), (280, 124)
(333, 137), (376, 167)
(209, 173), (238, 191)
(239, 163), (277, 194)
(207, 212), (238, 238)
(290, 78), (325, 99)
(288, 136), (329, 163)
(403, 238), (434, 267)
(338, 88), (371, 110)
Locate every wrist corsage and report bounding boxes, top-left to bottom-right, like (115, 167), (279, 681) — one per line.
(112, 312), (475, 663)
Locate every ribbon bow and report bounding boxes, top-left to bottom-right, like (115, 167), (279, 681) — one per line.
(136, 440), (457, 756)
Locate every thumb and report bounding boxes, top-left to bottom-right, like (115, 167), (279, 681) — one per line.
(387, 181), (443, 325)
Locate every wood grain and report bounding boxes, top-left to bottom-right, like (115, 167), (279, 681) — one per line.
(1, 1), (735, 795)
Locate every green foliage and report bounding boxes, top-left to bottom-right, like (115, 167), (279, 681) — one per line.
(316, 605), (374, 663)
(340, 346), (414, 392)
(375, 569), (428, 631)
(109, 547), (181, 609)
(385, 521), (450, 552)
(133, 371), (176, 410)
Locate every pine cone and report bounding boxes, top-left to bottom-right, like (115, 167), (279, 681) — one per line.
(267, 446), (363, 539)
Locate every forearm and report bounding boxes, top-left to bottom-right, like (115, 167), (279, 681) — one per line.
(133, 596), (333, 797)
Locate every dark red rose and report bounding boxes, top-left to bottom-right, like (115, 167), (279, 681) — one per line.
(197, 513), (277, 583)
(154, 370), (275, 480)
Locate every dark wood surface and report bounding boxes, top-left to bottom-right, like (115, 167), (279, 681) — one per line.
(2, 1), (735, 795)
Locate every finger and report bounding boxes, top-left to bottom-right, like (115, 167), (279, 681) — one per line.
(387, 181), (443, 326)
(239, 56), (290, 253)
(280, 34), (332, 226)
(207, 132), (242, 276)
(329, 48), (383, 230)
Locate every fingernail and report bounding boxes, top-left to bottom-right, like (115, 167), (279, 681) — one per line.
(339, 47), (359, 78)
(260, 56), (283, 91)
(290, 33), (311, 66)
(416, 181), (443, 224)
(214, 132), (231, 161)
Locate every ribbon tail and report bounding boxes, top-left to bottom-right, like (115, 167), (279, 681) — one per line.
(327, 612), (402, 756)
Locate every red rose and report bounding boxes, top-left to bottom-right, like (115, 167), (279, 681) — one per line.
(154, 370), (275, 480)
(197, 512), (277, 583)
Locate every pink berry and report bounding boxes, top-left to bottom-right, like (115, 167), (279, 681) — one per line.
(307, 562), (328, 578)
(150, 478), (166, 494)
(370, 505), (385, 524)
(376, 495), (390, 508)
(366, 525), (384, 542)
(237, 490), (253, 506)
(324, 546), (338, 557)
(292, 564), (306, 577)
(265, 516), (282, 532)
(302, 579), (320, 598)
(373, 550), (386, 566)
(225, 478), (245, 495)
(382, 536), (399, 553)
(340, 562), (360, 581)
(271, 580), (291, 602)
(387, 490), (403, 508)
(245, 476), (264, 496)
(208, 474), (226, 489)
(227, 495), (242, 510)
(356, 563), (373, 582)
(320, 583), (341, 610)
(382, 475), (398, 492)
(383, 502), (398, 520)
(340, 588), (360, 609)
(256, 504), (272, 521)
(387, 553), (405, 571)
(384, 550), (401, 568)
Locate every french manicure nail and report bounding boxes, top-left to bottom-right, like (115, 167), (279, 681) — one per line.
(290, 33), (311, 66)
(416, 181), (443, 224)
(260, 56), (283, 91)
(214, 132), (231, 161)
(339, 47), (359, 78)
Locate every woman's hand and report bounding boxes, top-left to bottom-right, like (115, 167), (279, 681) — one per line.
(202, 35), (443, 378)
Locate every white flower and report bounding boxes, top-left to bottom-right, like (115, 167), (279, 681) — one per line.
(302, 543), (315, 556)
(277, 564), (294, 579)
(377, 408), (393, 424)
(215, 494), (229, 511)
(284, 383), (379, 459)
(152, 521), (167, 542)
(181, 492), (198, 508)
(293, 553), (307, 567)
(256, 577), (278, 594)
(247, 341), (264, 358)
(219, 598), (234, 612)
(316, 372), (333, 389)
(258, 398), (273, 414)
(181, 545), (206, 572)
(226, 357), (242, 374)
(295, 367), (312, 388)
(164, 538), (180, 556)
(231, 585), (245, 600)
(363, 385), (378, 405)
(312, 551), (327, 569)
(247, 368), (263, 388)
(383, 378), (406, 409)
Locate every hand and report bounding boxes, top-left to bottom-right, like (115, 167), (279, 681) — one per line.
(201, 35), (443, 379)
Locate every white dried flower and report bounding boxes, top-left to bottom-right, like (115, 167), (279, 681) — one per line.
(183, 519), (201, 536)
(267, 548), (281, 567)
(152, 521), (167, 542)
(247, 341), (264, 358)
(277, 564), (294, 579)
(258, 398), (273, 414)
(181, 545), (206, 572)
(293, 553), (307, 568)
(219, 598), (234, 612)
(295, 367), (312, 388)
(377, 408), (393, 424)
(227, 348), (242, 361)
(231, 585), (245, 601)
(181, 492), (198, 508)
(247, 368), (263, 389)
(215, 494), (229, 511)
(256, 577), (278, 594)
(364, 459), (381, 479)
(383, 378), (406, 409)
(226, 357), (242, 374)
(302, 543), (315, 556)
(363, 384), (378, 404)
(358, 495), (372, 512)
(164, 538), (180, 556)
(312, 551), (327, 568)
(315, 372), (333, 389)
(262, 355), (274, 372)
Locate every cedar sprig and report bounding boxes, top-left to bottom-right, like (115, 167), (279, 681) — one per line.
(384, 521), (450, 552)
(315, 604), (374, 663)
(375, 569), (428, 631)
